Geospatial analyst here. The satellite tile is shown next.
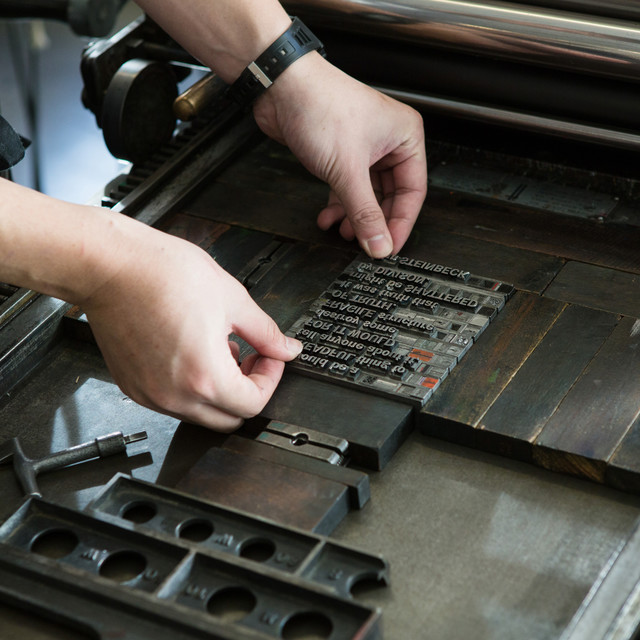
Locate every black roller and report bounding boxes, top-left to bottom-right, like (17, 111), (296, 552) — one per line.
(101, 58), (178, 164)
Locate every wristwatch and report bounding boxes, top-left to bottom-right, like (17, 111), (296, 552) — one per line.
(227, 16), (326, 108)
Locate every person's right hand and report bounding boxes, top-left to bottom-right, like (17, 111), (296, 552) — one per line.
(253, 52), (427, 258)
(80, 215), (302, 431)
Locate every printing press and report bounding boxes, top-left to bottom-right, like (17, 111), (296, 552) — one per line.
(3, 0), (640, 637)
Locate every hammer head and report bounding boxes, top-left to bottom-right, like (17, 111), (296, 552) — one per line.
(0, 437), (40, 497)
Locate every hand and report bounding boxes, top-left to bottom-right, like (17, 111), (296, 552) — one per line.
(253, 52), (427, 258)
(81, 219), (302, 431)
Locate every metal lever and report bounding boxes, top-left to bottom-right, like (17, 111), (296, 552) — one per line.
(0, 431), (147, 497)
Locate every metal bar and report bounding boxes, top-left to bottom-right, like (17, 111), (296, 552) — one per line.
(520, 1), (640, 23)
(282, 0), (640, 82)
(376, 87), (640, 152)
(0, 288), (38, 330)
(560, 518), (640, 640)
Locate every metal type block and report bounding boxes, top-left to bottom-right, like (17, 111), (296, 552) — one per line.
(0, 496), (383, 639)
(176, 447), (350, 534)
(284, 253), (512, 409)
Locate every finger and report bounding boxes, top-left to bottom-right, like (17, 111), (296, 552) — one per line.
(317, 191), (346, 230)
(332, 164), (393, 258)
(374, 150), (427, 253)
(231, 292), (302, 362)
(338, 216), (355, 241)
(229, 339), (240, 362)
(214, 353), (286, 418)
(170, 403), (245, 432)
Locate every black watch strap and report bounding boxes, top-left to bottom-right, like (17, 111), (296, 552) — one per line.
(227, 16), (325, 108)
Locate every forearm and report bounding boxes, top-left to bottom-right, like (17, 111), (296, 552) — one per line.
(134, 0), (291, 82)
(0, 178), (137, 304)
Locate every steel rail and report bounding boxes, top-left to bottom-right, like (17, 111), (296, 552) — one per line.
(282, 0), (640, 82)
(376, 86), (640, 151)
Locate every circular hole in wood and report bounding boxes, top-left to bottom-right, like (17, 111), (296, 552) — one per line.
(31, 528), (78, 559)
(282, 611), (333, 639)
(121, 500), (157, 524)
(99, 550), (147, 583)
(206, 586), (257, 622)
(178, 518), (214, 542)
(239, 537), (276, 563)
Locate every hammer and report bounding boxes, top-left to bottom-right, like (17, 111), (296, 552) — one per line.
(0, 431), (147, 497)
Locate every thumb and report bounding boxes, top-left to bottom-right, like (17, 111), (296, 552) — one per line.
(232, 296), (302, 361)
(333, 166), (393, 258)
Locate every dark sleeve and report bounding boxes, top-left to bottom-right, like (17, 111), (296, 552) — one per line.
(0, 115), (30, 171)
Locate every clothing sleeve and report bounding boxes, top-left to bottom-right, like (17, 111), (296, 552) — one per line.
(0, 115), (30, 170)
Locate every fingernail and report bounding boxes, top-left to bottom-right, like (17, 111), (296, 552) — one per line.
(364, 234), (393, 258)
(286, 337), (303, 356)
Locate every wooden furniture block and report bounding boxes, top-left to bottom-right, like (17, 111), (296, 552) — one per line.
(423, 191), (640, 274)
(262, 372), (413, 471)
(176, 447), (350, 535)
(156, 212), (229, 250)
(534, 316), (640, 482)
(223, 434), (370, 510)
(419, 292), (565, 440)
(401, 228), (563, 294)
(606, 415), (640, 493)
(478, 305), (618, 460)
(544, 260), (640, 317)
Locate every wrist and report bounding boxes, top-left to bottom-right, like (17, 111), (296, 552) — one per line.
(227, 17), (326, 109)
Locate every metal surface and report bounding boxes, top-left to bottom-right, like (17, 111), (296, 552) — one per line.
(224, 434), (371, 509)
(429, 163), (619, 220)
(0, 432), (148, 497)
(235, 241), (296, 289)
(377, 88), (640, 153)
(126, 114), (261, 228)
(0, 496), (383, 639)
(89, 473), (388, 599)
(561, 518), (640, 640)
(257, 421), (349, 465)
(173, 72), (218, 121)
(282, 0), (640, 83)
(0, 340), (639, 638)
(0, 288), (38, 330)
(520, 1), (640, 22)
(0, 0), (124, 36)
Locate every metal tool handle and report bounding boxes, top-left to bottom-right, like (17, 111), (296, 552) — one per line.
(33, 431), (147, 474)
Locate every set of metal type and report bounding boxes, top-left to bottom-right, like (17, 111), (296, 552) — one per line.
(286, 253), (514, 407)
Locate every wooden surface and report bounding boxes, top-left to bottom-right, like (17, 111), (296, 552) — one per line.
(174, 139), (640, 493)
